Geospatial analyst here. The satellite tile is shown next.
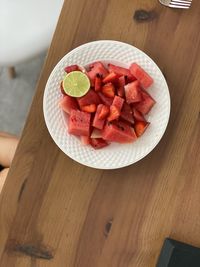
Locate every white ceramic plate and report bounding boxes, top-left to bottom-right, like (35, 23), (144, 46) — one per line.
(43, 40), (170, 169)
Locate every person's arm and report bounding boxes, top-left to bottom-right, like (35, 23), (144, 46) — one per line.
(0, 132), (19, 192)
(0, 133), (18, 167)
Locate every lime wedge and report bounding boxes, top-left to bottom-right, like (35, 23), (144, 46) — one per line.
(63, 71), (90, 97)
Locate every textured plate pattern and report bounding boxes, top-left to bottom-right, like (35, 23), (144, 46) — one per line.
(43, 40), (170, 169)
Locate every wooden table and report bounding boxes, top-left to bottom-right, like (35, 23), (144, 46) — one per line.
(1, 0), (200, 266)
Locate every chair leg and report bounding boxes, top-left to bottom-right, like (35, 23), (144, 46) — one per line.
(8, 67), (16, 79)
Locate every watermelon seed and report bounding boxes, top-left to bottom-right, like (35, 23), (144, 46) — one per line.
(117, 125), (125, 131)
(96, 73), (102, 78)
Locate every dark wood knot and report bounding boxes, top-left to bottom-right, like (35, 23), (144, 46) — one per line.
(104, 219), (113, 237)
(133, 9), (157, 23)
(7, 240), (53, 260)
(18, 178), (28, 202)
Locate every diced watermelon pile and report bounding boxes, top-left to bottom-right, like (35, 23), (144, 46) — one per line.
(60, 61), (155, 149)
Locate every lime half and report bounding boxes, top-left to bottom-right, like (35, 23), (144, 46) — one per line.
(63, 71), (90, 97)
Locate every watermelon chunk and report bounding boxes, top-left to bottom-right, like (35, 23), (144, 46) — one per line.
(78, 90), (101, 107)
(107, 95), (124, 122)
(90, 138), (109, 149)
(102, 83), (115, 98)
(87, 62), (108, 86)
(129, 63), (153, 89)
(117, 76), (126, 97)
(102, 121), (137, 143)
(112, 95), (124, 111)
(134, 121), (150, 137)
(59, 95), (78, 114)
(98, 92), (113, 106)
(89, 62), (108, 76)
(107, 106), (120, 122)
(68, 110), (91, 136)
(132, 108), (146, 122)
(108, 63), (133, 80)
(134, 90), (156, 115)
(120, 103), (134, 124)
(117, 86), (125, 98)
(117, 76), (126, 87)
(126, 75), (137, 83)
(125, 80), (142, 104)
(81, 136), (90, 145)
(102, 72), (118, 84)
(64, 65), (80, 73)
(92, 104), (106, 130)
(98, 105), (110, 120)
(91, 128), (102, 138)
(81, 104), (97, 113)
(94, 74), (102, 91)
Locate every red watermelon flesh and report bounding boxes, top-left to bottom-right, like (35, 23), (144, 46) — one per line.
(117, 86), (125, 98)
(81, 136), (90, 145)
(102, 72), (118, 84)
(117, 75), (126, 87)
(91, 128), (102, 138)
(108, 63), (133, 80)
(126, 75), (137, 83)
(64, 65), (80, 73)
(78, 90), (101, 107)
(132, 108), (146, 122)
(134, 121), (150, 137)
(89, 62), (108, 76)
(102, 121), (137, 143)
(92, 104), (106, 130)
(98, 92), (114, 106)
(134, 90), (156, 115)
(117, 76), (126, 97)
(87, 62), (108, 85)
(124, 80), (142, 104)
(129, 63), (153, 89)
(68, 110), (91, 136)
(112, 95), (124, 111)
(59, 95), (78, 114)
(120, 103), (134, 124)
(90, 138), (109, 149)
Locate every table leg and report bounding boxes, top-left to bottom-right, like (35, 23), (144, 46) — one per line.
(8, 67), (16, 79)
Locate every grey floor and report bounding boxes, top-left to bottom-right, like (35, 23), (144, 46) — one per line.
(0, 52), (46, 136)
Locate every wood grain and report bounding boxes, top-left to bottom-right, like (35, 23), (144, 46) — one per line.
(0, 0), (200, 266)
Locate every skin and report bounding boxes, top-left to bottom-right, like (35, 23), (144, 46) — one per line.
(0, 132), (19, 193)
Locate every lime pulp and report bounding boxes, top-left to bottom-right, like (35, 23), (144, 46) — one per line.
(63, 71), (90, 97)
